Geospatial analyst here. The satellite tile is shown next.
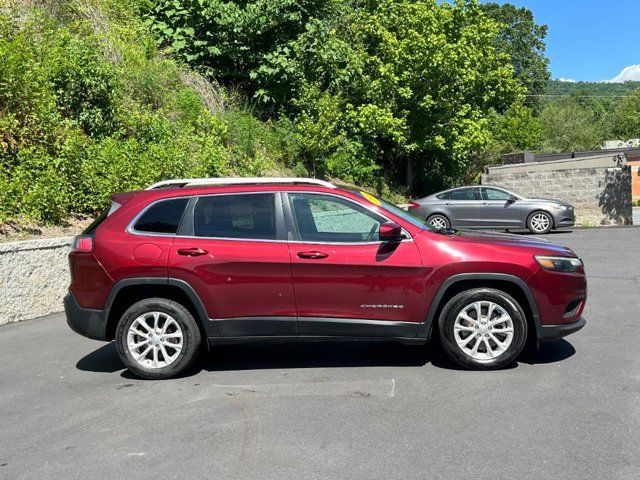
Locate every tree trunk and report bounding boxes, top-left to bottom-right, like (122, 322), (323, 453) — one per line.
(406, 155), (414, 194)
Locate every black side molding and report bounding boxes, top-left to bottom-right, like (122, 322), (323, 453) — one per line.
(540, 317), (586, 341)
(103, 277), (219, 337)
(417, 272), (543, 342)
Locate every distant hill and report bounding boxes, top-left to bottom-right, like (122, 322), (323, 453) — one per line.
(547, 79), (640, 97)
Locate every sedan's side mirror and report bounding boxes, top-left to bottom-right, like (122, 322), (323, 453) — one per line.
(507, 195), (517, 203)
(379, 222), (404, 242)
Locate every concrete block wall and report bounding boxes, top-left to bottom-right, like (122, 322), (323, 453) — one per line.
(0, 237), (72, 325)
(482, 166), (632, 226)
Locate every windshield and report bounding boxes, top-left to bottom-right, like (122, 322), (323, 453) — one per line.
(352, 191), (434, 231)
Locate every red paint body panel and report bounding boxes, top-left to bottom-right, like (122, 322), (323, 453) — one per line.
(168, 237), (296, 319)
(67, 183), (587, 330)
(289, 241), (425, 321)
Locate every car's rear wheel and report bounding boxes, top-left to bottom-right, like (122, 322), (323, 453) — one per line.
(115, 298), (202, 380)
(527, 211), (553, 234)
(427, 214), (450, 230)
(438, 288), (527, 370)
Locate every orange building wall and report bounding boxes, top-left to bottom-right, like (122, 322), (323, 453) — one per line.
(628, 158), (640, 202)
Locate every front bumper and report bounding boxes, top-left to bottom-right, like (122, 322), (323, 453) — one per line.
(551, 208), (575, 228)
(64, 293), (109, 341)
(540, 316), (586, 341)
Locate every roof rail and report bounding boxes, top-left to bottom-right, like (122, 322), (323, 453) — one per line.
(146, 177), (337, 190)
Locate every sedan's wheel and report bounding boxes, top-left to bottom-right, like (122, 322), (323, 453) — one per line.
(427, 214), (450, 230)
(116, 298), (202, 380)
(527, 211), (552, 234)
(438, 288), (527, 370)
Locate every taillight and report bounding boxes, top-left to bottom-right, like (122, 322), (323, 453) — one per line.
(407, 201), (420, 210)
(72, 235), (93, 253)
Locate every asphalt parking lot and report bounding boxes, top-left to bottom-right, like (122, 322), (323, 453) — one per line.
(1, 228), (639, 480)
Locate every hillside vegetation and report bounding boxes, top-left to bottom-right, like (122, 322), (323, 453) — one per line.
(0, 0), (308, 225)
(547, 79), (640, 97)
(1, 0), (640, 228)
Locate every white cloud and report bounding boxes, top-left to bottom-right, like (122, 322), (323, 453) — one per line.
(556, 77), (577, 83)
(605, 64), (640, 83)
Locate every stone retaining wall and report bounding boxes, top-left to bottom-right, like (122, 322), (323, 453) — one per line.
(0, 237), (73, 325)
(482, 166), (632, 226)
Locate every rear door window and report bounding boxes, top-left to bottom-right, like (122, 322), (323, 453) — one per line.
(193, 193), (277, 240)
(448, 188), (478, 200)
(133, 198), (189, 234)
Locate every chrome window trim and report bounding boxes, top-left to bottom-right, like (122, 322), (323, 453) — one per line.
(126, 190), (414, 245)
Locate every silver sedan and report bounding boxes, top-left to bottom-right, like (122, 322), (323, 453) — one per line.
(408, 186), (575, 234)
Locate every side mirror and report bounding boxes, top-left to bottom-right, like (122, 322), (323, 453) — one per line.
(379, 222), (404, 242)
(506, 195), (517, 203)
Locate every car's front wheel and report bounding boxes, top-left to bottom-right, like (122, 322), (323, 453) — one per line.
(438, 288), (527, 370)
(115, 298), (202, 380)
(527, 211), (553, 234)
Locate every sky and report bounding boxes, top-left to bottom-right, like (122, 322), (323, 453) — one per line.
(485, 0), (640, 82)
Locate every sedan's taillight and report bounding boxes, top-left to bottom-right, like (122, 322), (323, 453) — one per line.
(71, 235), (93, 253)
(407, 201), (420, 210)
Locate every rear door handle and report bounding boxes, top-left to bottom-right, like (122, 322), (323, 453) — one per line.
(297, 251), (328, 259)
(177, 247), (209, 257)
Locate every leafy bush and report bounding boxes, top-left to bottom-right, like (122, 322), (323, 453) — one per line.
(0, 2), (300, 224)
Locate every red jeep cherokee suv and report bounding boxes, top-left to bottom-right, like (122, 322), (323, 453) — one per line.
(65, 178), (586, 379)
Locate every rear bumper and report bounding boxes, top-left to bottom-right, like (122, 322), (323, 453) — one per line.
(64, 293), (108, 341)
(540, 316), (586, 341)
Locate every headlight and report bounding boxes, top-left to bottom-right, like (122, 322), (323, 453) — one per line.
(535, 255), (583, 272)
(548, 204), (565, 211)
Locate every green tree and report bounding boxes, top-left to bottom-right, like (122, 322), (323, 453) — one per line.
(610, 87), (640, 140)
(480, 2), (549, 107)
(489, 102), (540, 154)
(146, 0), (333, 99)
(258, 0), (523, 193)
(537, 98), (602, 153)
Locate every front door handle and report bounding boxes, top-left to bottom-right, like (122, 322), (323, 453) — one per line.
(177, 247), (209, 257)
(297, 251), (328, 259)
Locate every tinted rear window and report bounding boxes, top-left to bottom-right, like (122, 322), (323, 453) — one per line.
(193, 193), (276, 240)
(449, 188), (477, 200)
(134, 198), (189, 234)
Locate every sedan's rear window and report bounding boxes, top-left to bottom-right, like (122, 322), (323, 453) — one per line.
(133, 198), (189, 234)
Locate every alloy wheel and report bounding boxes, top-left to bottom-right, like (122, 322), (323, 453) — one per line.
(530, 213), (550, 233)
(429, 216), (448, 229)
(453, 301), (514, 362)
(127, 312), (184, 369)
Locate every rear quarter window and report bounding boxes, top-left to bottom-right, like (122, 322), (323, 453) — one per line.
(83, 201), (122, 234)
(133, 198), (189, 234)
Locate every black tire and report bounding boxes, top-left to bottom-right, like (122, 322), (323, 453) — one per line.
(115, 297), (202, 380)
(438, 288), (527, 370)
(526, 210), (553, 234)
(427, 214), (450, 229)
